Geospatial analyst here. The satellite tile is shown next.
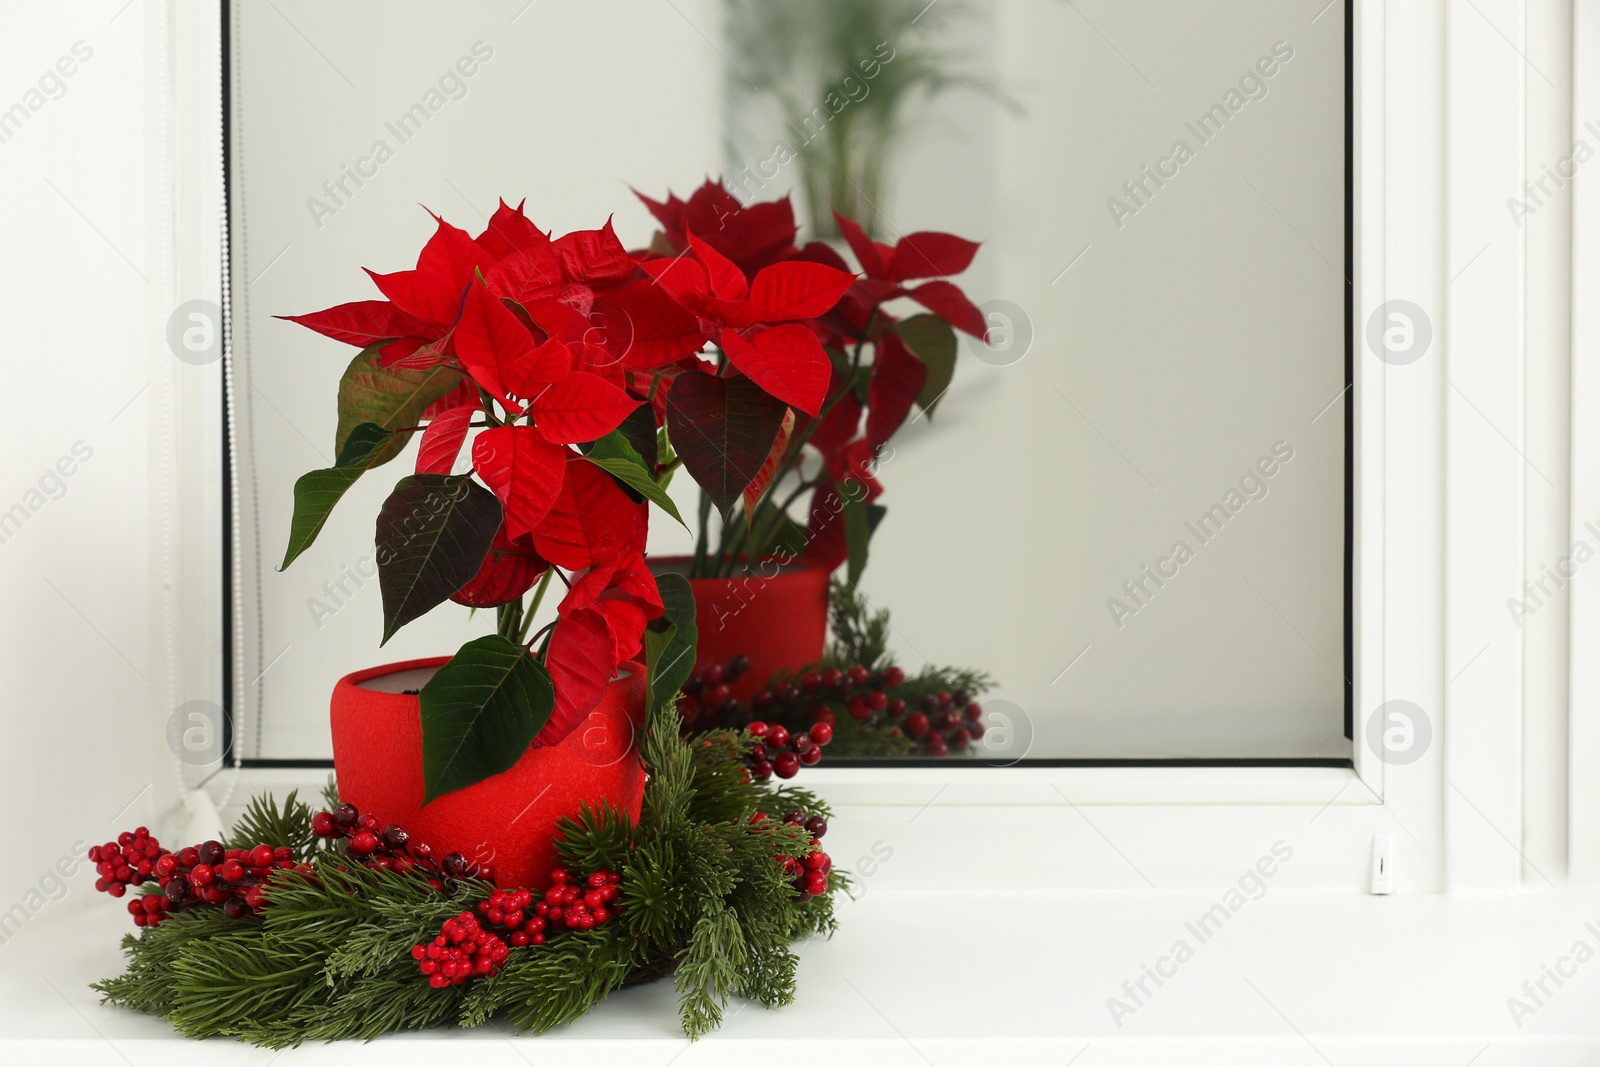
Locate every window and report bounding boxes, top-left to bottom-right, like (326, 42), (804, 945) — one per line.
(223, 0), (1352, 765)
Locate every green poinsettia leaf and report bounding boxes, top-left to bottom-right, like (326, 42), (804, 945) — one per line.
(648, 573), (697, 710)
(893, 314), (958, 417)
(279, 422), (395, 570)
(420, 634), (555, 803)
(841, 485), (871, 589)
(375, 474), (502, 644)
(335, 343), (461, 465)
(582, 431), (688, 529)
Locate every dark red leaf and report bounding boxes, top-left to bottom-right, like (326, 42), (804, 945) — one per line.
(866, 332), (928, 448)
(665, 371), (791, 515)
(885, 231), (981, 282)
(906, 280), (988, 338)
(832, 211), (891, 278)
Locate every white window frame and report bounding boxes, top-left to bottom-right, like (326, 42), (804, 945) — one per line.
(166, 0), (1588, 893)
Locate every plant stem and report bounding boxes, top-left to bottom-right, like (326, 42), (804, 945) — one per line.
(497, 600), (523, 641)
(692, 489), (713, 578)
(515, 566), (556, 645)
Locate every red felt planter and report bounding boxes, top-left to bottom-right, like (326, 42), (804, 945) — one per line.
(653, 556), (830, 699)
(329, 657), (647, 890)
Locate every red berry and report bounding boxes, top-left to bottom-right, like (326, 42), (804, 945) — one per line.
(783, 810), (805, 825)
(220, 859), (246, 883)
(702, 664), (724, 685)
(250, 844), (275, 869)
(800, 671), (821, 692)
(884, 666), (906, 687)
(809, 705), (837, 727)
(809, 722), (833, 746)
(904, 711), (930, 739)
(704, 683), (731, 707)
(847, 697), (871, 721)
(805, 816), (828, 838)
(752, 761), (773, 780)
(752, 690), (773, 710)
(189, 864), (215, 887)
(747, 721), (769, 738)
(925, 733), (949, 758)
(937, 710), (962, 733)
(799, 746), (822, 766)
(965, 701), (983, 722)
(350, 831), (379, 856)
(803, 871), (828, 896)
(953, 688), (972, 707)
(847, 665), (870, 685)
(820, 667), (842, 688)
(804, 849), (828, 870)
(766, 725), (790, 750)
(773, 751), (800, 779)
(951, 728), (972, 752)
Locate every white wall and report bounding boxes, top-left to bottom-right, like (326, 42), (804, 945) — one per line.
(0, 0), (208, 914)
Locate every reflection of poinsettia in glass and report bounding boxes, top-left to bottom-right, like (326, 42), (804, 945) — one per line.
(632, 179), (985, 582)
(279, 182), (983, 799)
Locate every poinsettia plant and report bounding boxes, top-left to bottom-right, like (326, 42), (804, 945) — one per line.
(633, 179), (985, 580)
(279, 204), (703, 803)
(279, 180), (983, 800)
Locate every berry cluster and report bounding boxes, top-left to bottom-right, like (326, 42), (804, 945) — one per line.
(683, 656), (987, 760)
(475, 887), (543, 947)
(900, 687), (984, 758)
(90, 829), (160, 899)
(311, 802), (492, 888)
(678, 654), (751, 726)
(410, 912), (510, 988)
(157, 839), (304, 919)
(90, 829), (307, 925)
(758, 809), (832, 900)
(745, 720), (833, 780)
(534, 867), (621, 933)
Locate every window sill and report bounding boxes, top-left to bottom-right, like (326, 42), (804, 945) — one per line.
(19, 885), (1600, 1063)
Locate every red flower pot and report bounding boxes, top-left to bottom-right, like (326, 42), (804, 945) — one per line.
(652, 556), (830, 699)
(329, 657), (647, 890)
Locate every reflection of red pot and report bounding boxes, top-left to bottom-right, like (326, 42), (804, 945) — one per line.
(329, 657), (646, 890)
(652, 556), (830, 699)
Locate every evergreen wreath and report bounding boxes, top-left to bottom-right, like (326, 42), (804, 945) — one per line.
(87, 700), (843, 1047)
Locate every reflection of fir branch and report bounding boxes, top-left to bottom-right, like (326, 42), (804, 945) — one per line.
(723, 0), (1012, 238)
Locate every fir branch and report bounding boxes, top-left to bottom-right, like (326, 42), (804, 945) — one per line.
(224, 789), (317, 859)
(553, 800), (637, 873)
(673, 900), (746, 1039)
